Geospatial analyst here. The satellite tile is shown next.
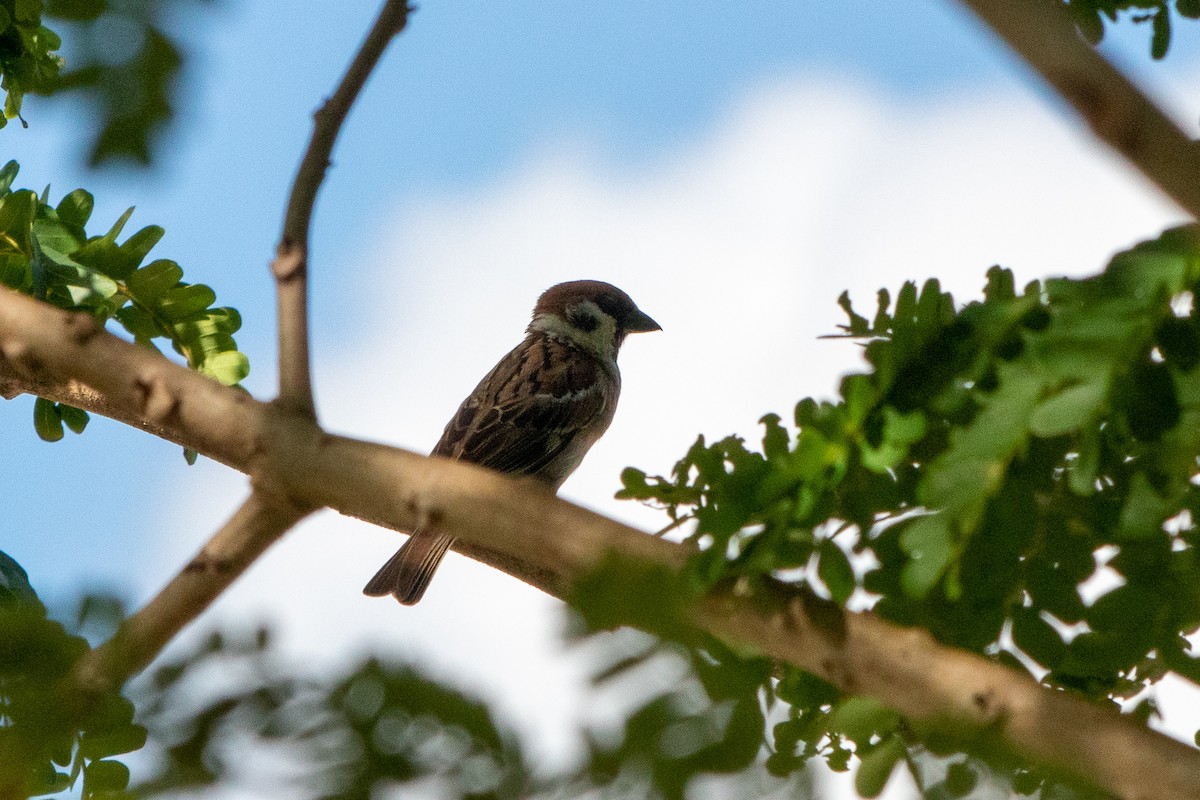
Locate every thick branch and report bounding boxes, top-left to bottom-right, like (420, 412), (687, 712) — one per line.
(271, 0), (411, 415)
(3, 290), (1199, 799)
(72, 492), (310, 696)
(959, 0), (1200, 219)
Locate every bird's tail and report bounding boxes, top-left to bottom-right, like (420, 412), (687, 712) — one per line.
(362, 530), (455, 605)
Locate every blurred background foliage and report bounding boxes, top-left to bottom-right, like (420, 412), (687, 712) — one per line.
(0, 568), (818, 800)
(1065, 0), (1200, 57)
(1, 0), (213, 166)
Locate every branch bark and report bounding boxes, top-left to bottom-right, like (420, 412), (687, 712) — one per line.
(2, 288), (1197, 800)
(271, 0), (411, 417)
(959, 0), (1200, 219)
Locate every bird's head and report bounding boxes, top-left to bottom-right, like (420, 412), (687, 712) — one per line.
(528, 280), (660, 361)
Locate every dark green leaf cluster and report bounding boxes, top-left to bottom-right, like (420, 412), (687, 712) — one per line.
(0, 160), (248, 443)
(0, 0), (64, 127)
(0, 1), (210, 166)
(0, 572), (144, 799)
(619, 225), (1200, 794)
(41, 0), (211, 166)
(1066, 0), (1200, 58)
(570, 555), (780, 800)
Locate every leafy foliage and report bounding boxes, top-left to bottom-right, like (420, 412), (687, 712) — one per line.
(0, 0), (65, 128)
(0, 0), (212, 166)
(0, 578), (145, 799)
(0, 159), (248, 442)
(1066, 0), (1200, 58)
(619, 225), (1200, 795)
(42, 0), (214, 166)
(0, 550), (813, 800)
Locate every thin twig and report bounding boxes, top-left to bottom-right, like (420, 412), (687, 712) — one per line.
(271, 0), (411, 416)
(72, 492), (310, 698)
(959, 0), (1200, 219)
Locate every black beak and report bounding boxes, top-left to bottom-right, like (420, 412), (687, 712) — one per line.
(626, 308), (662, 333)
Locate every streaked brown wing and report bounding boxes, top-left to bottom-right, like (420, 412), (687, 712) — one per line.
(431, 335), (613, 481)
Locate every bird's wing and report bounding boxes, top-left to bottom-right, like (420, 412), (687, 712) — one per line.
(432, 335), (614, 481)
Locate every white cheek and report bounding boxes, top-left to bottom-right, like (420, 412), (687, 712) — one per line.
(531, 303), (620, 362)
(581, 314), (619, 360)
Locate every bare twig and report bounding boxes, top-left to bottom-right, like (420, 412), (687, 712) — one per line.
(960, 0), (1200, 219)
(72, 492), (310, 697)
(271, 0), (411, 416)
(3, 290), (1199, 800)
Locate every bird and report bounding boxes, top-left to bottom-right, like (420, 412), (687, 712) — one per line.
(363, 280), (661, 605)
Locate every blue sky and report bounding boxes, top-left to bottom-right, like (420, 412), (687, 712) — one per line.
(4, 3), (1200, 793)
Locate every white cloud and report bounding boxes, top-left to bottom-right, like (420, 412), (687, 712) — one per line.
(151, 71), (1190, 795)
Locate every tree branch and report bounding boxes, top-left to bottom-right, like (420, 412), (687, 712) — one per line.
(959, 0), (1200, 219)
(3, 289), (1198, 799)
(72, 492), (310, 698)
(271, 0), (411, 416)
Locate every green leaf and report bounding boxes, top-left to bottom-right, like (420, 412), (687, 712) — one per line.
(1118, 474), (1174, 539)
(1011, 607), (1066, 669)
(71, 235), (132, 279)
(183, 447), (199, 465)
(0, 190), (37, 254)
(854, 735), (904, 798)
(199, 350), (249, 386)
(46, 0), (107, 20)
(1088, 583), (1160, 632)
(80, 725), (147, 759)
(0, 161), (17, 195)
(119, 224), (164, 268)
(1028, 379), (1107, 437)
(899, 514), (953, 598)
(837, 290), (871, 335)
(826, 696), (900, 743)
(104, 206), (135, 241)
(83, 758), (130, 792)
(56, 188), (94, 228)
(115, 304), (161, 342)
(0, 550), (39, 604)
(33, 397), (64, 442)
(159, 284), (216, 320)
(126, 258), (183, 304)
(14, 0), (39, 24)
(0, 252), (31, 290)
(760, 413), (789, 461)
(1151, 7), (1171, 59)
(58, 404), (89, 434)
(817, 539), (855, 604)
(1071, 2), (1105, 44)
(945, 761), (978, 797)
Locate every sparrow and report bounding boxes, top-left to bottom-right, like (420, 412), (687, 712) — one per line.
(363, 280), (661, 605)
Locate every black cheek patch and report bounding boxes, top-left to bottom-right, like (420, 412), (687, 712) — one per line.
(569, 308), (599, 332)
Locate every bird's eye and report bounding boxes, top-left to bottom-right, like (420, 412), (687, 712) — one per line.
(568, 307), (599, 332)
